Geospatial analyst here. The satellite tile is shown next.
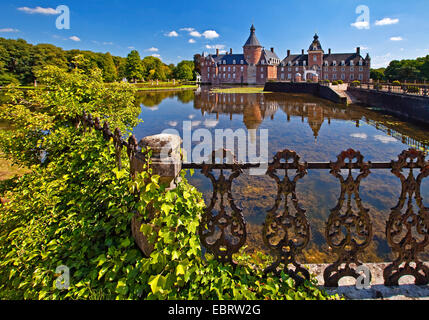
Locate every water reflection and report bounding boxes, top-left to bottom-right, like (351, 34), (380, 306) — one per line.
(133, 89), (429, 263)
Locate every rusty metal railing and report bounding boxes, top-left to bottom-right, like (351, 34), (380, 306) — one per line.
(184, 148), (429, 287)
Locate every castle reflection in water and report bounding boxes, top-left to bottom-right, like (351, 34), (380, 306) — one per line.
(193, 89), (429, 152)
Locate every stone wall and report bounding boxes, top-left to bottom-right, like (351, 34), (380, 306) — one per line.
(263, 82), (346, 104)
(348, 87), (429, 126)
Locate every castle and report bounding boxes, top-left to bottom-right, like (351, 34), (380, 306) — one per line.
(199, 25), (371, 85)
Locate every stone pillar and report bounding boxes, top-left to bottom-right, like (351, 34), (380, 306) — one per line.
(131, 134), (182, 256)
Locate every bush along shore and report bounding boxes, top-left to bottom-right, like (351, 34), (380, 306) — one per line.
(0, 63), (339, 300)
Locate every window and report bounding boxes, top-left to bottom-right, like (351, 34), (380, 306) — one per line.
(333, 67), (337, 72)
(261, 74), (264, 79)
(281, 67), (284, 72)
(350, 60), (354, 66)
(358, 74), (363, 80)
(359, 59), (363, 66)
(324, 67), (328, 72)
(288, 73), (292, 79)
(233, 66), (236, 72)
(207, 67), (210, 72)
(228, 67), (230, 72)
(341, 60), (345, 66)
(303, 61), (307, 66)
(350, 67), (354, 72)
(228, 74), (231, 79)
(350, 74), (354, 80)
(233, 60), (236, 64)
(223, 67), (226, 72)
(240, 60), (244, 64)
(261, 67), (264, 72)
(324, 74), (329, 79)
(333, 61), (337, 66)
(333, 74), (337, 79)
(281, 73), (285, 80)
(359, 67), (363, 72)
(324, 61), (329, 66)
(341, 74), (345, 80)
(341, 67), (345, 72)
(295, 67), (299, 71)
(313, 55), (317, 62)
(288, 61), (292, 66)
(241, 66), (244, 72)
(233, 73), (236, 79)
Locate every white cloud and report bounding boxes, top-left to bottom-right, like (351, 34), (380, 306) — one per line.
(375, 18), (399, 26)
(351, 21), (369, 30)
(204, 119), (219, 128)
(390, 36), (403, 41)
(180, 28), (195, 32)
(18, 6), (58, 15)
(152, 54), (161, 58)
(205, 44), (225, 50)
(69, 36), (81, 42)
(190, 30), (202, 38)
(147, 47), (159, 52)
(166, 31), (179, 37)
(350, 133), (368, 139)
(374, 135), (397, 144)
(188, 39), (196, 44)
(359, 46), (370, 50)
(202, 30), (219, 39)
(128, 46), (135, 50)
(103, 42), (114, 45)
(0, 28), (19, 33)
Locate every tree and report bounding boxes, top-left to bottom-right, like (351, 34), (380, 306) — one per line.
(142, 56), (167, 81)
(370, 68), (385, 81)
(174, 60), (195, 81)
(125, 50), (145, 82)
(193, 54), (201, 75)
(101, 52), (118, 82)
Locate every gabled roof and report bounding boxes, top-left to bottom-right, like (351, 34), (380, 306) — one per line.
(206, 53), (248, 65)
(280, 52), (369, 66)
(243, 24), (262, 47)
(259, 49), (280, 65)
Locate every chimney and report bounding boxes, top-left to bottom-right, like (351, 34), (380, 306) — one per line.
(328, 48), (331, 55)
(216, 48), (219, 56)
(270, 47), (274, 53)
(230, 48), (233, 54)
(356, 47), (361, 56)
(287, 50), (290, 57)
(301, 49), (304, 55)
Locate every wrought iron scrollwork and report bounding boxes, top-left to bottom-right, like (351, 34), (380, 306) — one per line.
(324, 149), (373, 287)
(263, 150), (310, 284)
(199, 149), (246, 265)
(384, 149), (429, 286)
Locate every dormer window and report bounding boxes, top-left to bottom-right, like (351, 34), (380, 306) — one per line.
(341, 60), (345, 66)
(288, 61), (292, 66)
(324, 61), (328, 66)
(233, 60), (236, 64)
(240, 60), (244, 64)
(295, 61), (299, 66)
(350, 60), (354, 66)
(333, 61), (337, 66)
(359, 59), (363, 66)
(303, 61), (306, 66)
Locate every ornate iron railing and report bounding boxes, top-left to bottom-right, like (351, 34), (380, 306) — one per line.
(349, 82), (429, 97)
(77, 111), (429, 288)
(183, 148), (429, 287)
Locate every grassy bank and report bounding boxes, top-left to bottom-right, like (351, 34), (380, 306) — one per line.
(135, 84), (198, 92)
(210, 87), (268, 94)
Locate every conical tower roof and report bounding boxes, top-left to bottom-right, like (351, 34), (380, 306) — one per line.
(243, 24), (262, 47)
(308, 33), (323, 52)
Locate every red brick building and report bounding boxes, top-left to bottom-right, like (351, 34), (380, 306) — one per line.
(199, 25), (280, 85)
(199, 26), (371, 84)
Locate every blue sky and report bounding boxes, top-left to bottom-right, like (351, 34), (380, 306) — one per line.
(0, 0), (428, 67)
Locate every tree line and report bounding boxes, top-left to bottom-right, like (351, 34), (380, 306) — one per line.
(0, 37), (196, 85)
(371, 55), (429, 82)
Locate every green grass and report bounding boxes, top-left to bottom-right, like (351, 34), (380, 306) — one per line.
(135, 85), (198, 91)
(210, 87), (269, 94)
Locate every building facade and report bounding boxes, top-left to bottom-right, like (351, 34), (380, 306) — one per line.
(199, 26), (371, 84)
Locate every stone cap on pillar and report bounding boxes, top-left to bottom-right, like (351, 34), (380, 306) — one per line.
(139, 134), (182, 161)
(138, 134), (182, 189)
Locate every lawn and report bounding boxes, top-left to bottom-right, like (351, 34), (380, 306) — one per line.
(210, 87), (269, 94)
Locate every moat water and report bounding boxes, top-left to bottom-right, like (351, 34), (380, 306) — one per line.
(132, 87), (429, 263)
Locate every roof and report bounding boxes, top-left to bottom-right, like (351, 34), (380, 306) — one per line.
(260, 49), (280, 65)
(243, 24), (262, 47)
(281, 52), (369, 66)
(309, 34), (323, 51)
(205, 53), (248, 65)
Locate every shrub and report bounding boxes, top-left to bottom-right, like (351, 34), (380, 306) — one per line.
(350, 80), (361, 87)
(392, 80), (401, 86)
(406, 86), (420, 93)
(332, 81), (339, 85)
(0, 65), (338, 300)
(337, 80), (344, 84)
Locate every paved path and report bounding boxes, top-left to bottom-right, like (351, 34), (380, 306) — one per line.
(307, 263), (429, 300)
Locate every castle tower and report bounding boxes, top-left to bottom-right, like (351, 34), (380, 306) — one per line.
(308, 34), (324, 69)
(243, 25), (262, 65)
